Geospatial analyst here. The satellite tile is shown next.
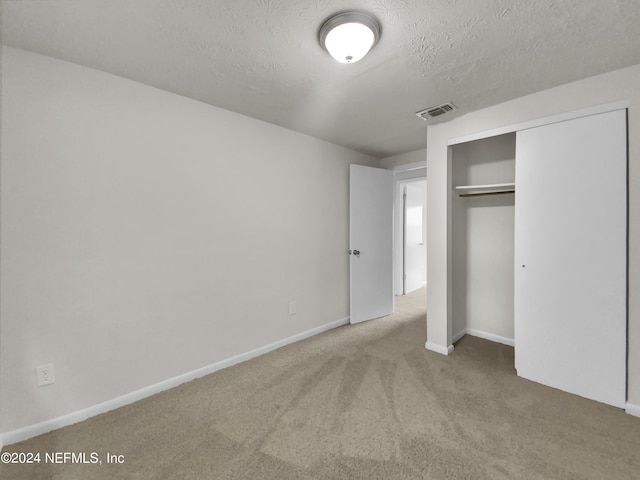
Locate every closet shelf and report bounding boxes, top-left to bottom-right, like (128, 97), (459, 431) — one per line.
(454, 182), (515, 197)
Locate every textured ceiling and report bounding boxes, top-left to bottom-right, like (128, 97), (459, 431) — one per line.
(3, 0), (640, 158)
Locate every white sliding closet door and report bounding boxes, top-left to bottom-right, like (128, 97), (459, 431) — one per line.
(514, 109), (627, 408)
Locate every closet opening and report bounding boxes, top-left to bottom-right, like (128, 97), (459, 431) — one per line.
(451, 133), (516, 348)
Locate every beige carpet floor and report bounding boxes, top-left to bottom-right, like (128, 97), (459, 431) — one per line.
(2, 287), (640, 479)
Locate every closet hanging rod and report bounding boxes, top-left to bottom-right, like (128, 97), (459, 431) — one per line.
(459, 189), (515, 198)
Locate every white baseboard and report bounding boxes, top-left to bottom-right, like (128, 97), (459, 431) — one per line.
(0, 316), (350, 448)
(452, 329), (466, 344)
(466, 328), (515, 347)
(626, 402), (640, 417)
(425, 341), (454, 355)
(451, 328), (514, 347)
(424, 328), (514, 355)
(457, 328), (515, 347)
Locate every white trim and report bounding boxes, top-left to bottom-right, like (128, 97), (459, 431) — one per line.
(453, 328), (515, 347)
(392, 161), (426, 172)
(395, 168), (426, 182)
(466, 328), (515, 347)
(452, 329), (466, 344)
(626, 402), (640, 418)
(393, 161), (427, 182)
(448, 100), (629, 146)
(425, 341), (454, 355)
(0, 316), (350, 447)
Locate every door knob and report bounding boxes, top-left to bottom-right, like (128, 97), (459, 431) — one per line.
(353, 250), (360, 256)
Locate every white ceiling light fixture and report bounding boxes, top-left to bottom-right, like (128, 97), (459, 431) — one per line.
(319, 11), (381, 64)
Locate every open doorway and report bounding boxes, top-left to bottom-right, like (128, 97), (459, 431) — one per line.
(348, 162), (424, 323)
(393, 165), (427, 298)
(402, 181), (426, 294)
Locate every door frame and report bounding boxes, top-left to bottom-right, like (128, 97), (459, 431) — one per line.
(393, 163), (427, 296)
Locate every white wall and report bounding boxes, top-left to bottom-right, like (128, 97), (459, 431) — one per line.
(451, 135), (515, 342)
(426, 63), (640, 409)
(379, 148), (426, 170)
(0, 47), (378, 433)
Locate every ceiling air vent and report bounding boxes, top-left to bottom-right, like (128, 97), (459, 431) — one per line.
(416, 102), (457, 120)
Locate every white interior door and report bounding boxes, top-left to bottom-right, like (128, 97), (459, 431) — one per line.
(514, 109), (627, 407)
(350, 164), (394, 324)
(404, 183), (425, 294)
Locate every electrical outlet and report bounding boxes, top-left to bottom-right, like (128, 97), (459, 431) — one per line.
(37, 364), (55, 387)
(289, 301), (297, 316)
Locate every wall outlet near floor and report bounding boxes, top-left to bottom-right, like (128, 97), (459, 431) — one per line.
(37, 364), (55, 387)
(289, 301), (297, 316)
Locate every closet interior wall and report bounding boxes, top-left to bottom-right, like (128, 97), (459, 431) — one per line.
(451, 133), (516, 344)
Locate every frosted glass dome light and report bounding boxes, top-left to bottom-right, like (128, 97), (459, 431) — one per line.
(319, 12), (381, 64)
